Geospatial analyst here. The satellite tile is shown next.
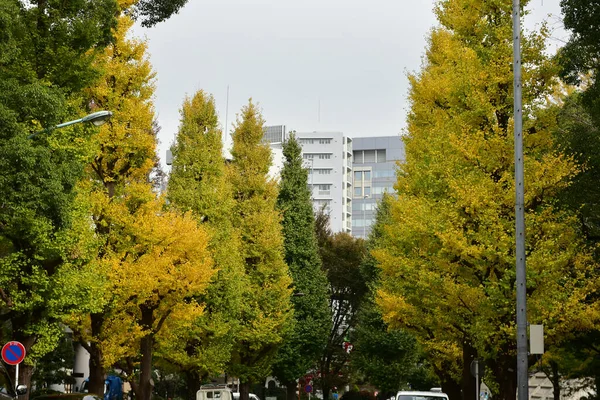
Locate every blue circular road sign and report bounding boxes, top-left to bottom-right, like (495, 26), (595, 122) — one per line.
(1, 341), (26, 365)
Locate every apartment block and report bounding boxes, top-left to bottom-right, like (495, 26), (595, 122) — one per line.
(263, 126), (353, 234)
(351, 136), (405, 238)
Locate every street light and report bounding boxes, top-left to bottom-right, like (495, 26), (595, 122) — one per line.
(28, 110), (113, 139)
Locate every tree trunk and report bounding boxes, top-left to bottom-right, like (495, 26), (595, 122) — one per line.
(239, 382), (251, 400)
(437, 367), (461, 400)
(462, 341), (477, 400)
(89, 312), (106, 396)
(321, 383), (330, 400)
(286, 382), (298, 400)
(489, 355), (517, 400)
(184, 371), (201, 400)
(138, 304), (155, 400)
(550, 361), (560, 400)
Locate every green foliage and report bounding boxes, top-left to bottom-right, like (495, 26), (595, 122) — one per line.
(228, 100), (293, 384)
(314, 209), (367, 400)
(551, 1), (600, 393)
(552, 92), (600, 241)
(31, 333), (76, 390)
(163, 90), (246, 381)
(352, 195), (436, 394)
(558, 0), (600, 89)
(0, 0), (117, 381)
(129, 0), (189, 27)
(271, 134), (331, 387)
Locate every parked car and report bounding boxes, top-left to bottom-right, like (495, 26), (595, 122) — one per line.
(32, 394), (103, 400)
(395, 391), (449, 400)
(0, 364), (27, 400)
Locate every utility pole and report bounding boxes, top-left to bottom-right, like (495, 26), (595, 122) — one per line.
(513, 1), (528, 400)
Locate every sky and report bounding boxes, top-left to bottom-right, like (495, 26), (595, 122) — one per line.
(131, 0), (568, 169)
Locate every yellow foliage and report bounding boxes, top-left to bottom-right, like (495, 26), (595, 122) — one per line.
(375, 0), (600, 388)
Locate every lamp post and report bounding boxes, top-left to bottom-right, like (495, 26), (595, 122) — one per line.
(28, 110), (113, 139)
(512, 1), (528, 400)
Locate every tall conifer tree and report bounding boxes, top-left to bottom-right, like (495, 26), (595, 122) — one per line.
(272, 134), (331, 400)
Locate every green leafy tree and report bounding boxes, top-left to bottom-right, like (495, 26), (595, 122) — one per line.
(0, 0), (116, 393)
(129, 0), (192, 27)
(546, 1), (600, 395)
(227, 100), (293, 400)
(272, 134), (331, 400)
(351, 195), (437, 397)
(164, 90), (246, 399)
(314, 209), (367, 400)
(374, 2), (600, 400)
(30, 332), (76, 393)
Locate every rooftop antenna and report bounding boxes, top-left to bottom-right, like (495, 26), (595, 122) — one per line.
(224, 85), (230, 143)
(318, 97), (321, 123)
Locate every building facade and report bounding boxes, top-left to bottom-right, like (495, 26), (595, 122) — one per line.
(264, 126), (353, 234)
(351, 136), (404, 238)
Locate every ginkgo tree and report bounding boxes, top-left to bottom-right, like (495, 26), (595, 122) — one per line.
(95, 189), (215, 400)
(65, 7), (158, 395)
(162, 90), (246, 398)
(227, 100), (293, 400)
(65, 8), (217, 400)
(375, 2), (600, 400)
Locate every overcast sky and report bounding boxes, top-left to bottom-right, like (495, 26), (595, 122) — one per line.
(132, 0), (567, 169)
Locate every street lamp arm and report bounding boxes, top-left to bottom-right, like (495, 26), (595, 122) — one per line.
(28, 110), (113, 139)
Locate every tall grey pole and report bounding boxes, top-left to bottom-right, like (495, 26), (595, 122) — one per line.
(513, 1), (528, 400)
(475, 359), (479, 400)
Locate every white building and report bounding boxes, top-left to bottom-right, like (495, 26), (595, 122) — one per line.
(264, 126), (353, 234)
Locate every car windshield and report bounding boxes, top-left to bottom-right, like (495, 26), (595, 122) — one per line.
(0, 364), (15, 397)
(399, 396), (444, 400)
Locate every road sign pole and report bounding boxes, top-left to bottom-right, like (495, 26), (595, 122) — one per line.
(15, 363), (19, 388)
(475, 359), (479, 400)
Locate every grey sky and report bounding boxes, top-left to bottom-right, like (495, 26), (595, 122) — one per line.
(132, 0), (566, 169)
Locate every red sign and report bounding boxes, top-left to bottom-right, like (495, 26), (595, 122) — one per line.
(2, 341), (26, 365)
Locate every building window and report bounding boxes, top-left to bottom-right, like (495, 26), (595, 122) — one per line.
(374, 170), (395, 178)
(353, 150), (363, 164)
(364, 171), (371, 181)
(364, 186), (371, 196)
(354, 171), (362, 181)
(353, 149), (388, 164)
(305, 153), (331, 159)
(311, 169), (332, 175)
(319, 139), (331, 144)
(364, 150), (376, 163)
(354, 187), (362, 196)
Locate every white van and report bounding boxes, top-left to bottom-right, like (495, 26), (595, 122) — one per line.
(196, 385), (234, 400)
(396, 391), (449, 400)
